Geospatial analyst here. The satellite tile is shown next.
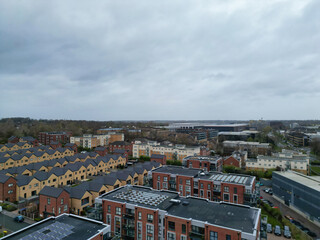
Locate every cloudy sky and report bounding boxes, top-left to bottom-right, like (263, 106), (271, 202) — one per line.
(0, 0), (319, 121)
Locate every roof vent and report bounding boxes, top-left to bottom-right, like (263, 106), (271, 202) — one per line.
(170, 199), (181, 204)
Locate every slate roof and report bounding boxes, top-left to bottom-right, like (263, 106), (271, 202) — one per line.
(64, 186), (91, 199)
(151, 154), (166, 159)
(0, 174), (11, 183)
(16, 175), (34, 186)
(39, 186), (65, 198)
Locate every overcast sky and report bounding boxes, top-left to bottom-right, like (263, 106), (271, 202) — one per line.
(0, 0), (319, 121)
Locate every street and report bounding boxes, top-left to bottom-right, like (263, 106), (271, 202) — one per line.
(0, 213), (29, 233)
(260, 187), (320, 239)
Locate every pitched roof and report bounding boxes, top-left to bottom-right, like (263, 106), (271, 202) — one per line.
(0, 174), (12, 183)
(39, 186), (66, 198)
(151, 154), (166, 159)
(64, 186), (91, 199)
(16, 175), (34, 186)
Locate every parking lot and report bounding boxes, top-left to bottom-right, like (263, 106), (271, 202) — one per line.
(260, 186), (320, 239)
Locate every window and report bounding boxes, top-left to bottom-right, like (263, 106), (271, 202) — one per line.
(47, 198), (51, 204)
(8, 183), (13, 187)
(168, 232), (176, 240)
(162, 182), (168, 189)
(226, 234), (231, 240)
(81, 197), (89, 206)
(61, 198), (64, 204)
(179, 179), (182, 184)
(107, 214), (111, 224)
(64, 205), (68, 212)
(116, 207), (121, 215)
(8, 190), (13, 194)
(147, 224), (154, 234)
(181, 236), (187, 240)
(138, 212), (142, 220)
(52, 207), (55, 214)
(210, 231), (218, 240)
(224, 186), (229, 192)
(224, 193), (229, 201)
(147, 214), (154, 223)
(137, 222), (143, 240)
(157, 176), (160, 181)
(58, 207), (61, 214)
(107, 205), (111, 213)
(208, 184), (211, 190)
(233, 195), (238, 203)
(182, 224), (186, 234)
(234, 187), (237, 194)
(200, 189), (204, 197)
(168, 221), (175, 231)
(164, 177), (168, 182)
(179, 185), (183, 194)
(200, 183), (204, 189)
(186, 180), (190, 185)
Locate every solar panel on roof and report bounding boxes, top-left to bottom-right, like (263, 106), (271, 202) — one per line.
(225, 176), (232, 182)
(230, 176), (236, 182)
(234, 176), (240, 183)
(221, 175), (228, 181)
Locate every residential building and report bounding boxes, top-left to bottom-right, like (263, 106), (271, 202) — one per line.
(50, 141), (62, 149)
(95, 146), (108, 156)
(287, 131), (309, 147)
(150, 154), (167, 165)
(71, 133), (124, 149)
(39, 186), (70, 218)
(218, 131), (259, 142)
(223, 141), (271, 157)
(224, 151), (248, 169)
(133, 140), (200, 161)
(95, 185), (261, 240)
(272, 171), (320, 226)
(151, 165), (257, 206)
(38, 132), (72, 145)
(109, 141), (133, 156)
(0, 174), (16, 202)
(2, 213), (111, 240)
(183, 156), (223, 172)
(246, 149), (309, 174)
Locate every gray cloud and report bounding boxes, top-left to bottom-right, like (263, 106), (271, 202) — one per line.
(0, 0), (319, 120)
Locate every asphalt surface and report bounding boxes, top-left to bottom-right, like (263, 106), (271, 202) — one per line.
(0, 213), (30, 233)
(260, 187), (320, 239)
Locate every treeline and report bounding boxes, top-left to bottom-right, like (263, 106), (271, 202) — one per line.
(0, 118), (159, 144)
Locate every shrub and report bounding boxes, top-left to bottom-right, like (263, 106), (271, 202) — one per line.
(6, 205), (17, 211)
(34, 217), (43, 222)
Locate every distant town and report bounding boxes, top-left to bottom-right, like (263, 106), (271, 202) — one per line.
(0, 118), (319, 239)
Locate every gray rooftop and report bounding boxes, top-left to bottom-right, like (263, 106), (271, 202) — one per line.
(2, 214), (109, 240)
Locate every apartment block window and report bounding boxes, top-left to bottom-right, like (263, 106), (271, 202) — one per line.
(52, 207), (55, 214)
(47, 198), (51, 205)
(233, 195), (238, 203)
(224, 186), (229, 192)
(147, 214), (154, 223)
(58, 207), (61, 214)
(168, 221), (175, 231)
(61, 198), (64, 205)
(168, 232), (176, 240)
(186, 180), (190, 185)
(224, 193), (229, 201)
(234, 187), (237, 194)
(181, 236), (187, 240)
(106, 214), (111, 224)
(162, 182), (168, 189)
(137, 222), (143, 240)
(107, 205), (111, 213)
(64, 205), (68, 212)
(114, 207), (121, 215)
(210, 231), (218, 240)
(8, 190), (13, 194)
(226, 234), (231, 240)
(182, 224), (186, 234)
(138, 212), (142, 220)
(200, 183), (204, 189)
(200, 189), (204, 198)
(147, 224), (154, 234)
(179, 179), (182, 184)
(8, 183), (13, 187)
(164, 177), (168, 182)
(208, 184), (211, 190)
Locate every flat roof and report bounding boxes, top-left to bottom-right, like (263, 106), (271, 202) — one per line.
(274, 171), (320, 192)
(2, 214), (109, 240)
(152, 166), (255, 186)
(98, 186), (260, 234)
(99, 185), (179, 209)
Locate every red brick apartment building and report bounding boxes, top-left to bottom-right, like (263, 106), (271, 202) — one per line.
(39, 186), (70, 218)
(38, 132), (72, 145)
(183, 156), (223, 172)
(95, 185), (261, 240)
(0, 174), (16, 202)
(150, 154), (167, 165)
(109, 141), (133, 156)
(151, 165), (257, 206)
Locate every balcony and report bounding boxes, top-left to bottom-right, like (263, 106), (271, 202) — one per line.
(189, 230), (205, 240)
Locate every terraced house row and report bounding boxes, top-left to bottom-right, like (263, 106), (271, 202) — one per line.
(39, 161), (161, 216)
(0, 154), (127, 202)
(0, 146), (75, 170)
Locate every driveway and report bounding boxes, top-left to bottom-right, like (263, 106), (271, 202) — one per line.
(260, 187), (320, 239)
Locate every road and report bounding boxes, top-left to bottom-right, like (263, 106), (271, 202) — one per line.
(0, 213), (29, 233)
(260, 187), (320, 239)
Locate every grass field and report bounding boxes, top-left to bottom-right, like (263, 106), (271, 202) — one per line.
(310, 165), (320, 176)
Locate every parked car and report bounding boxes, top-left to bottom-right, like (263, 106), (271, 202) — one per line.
(284, 226), (291, 238)
(306, 231), (317, 237)
(285, 215), (293, 221)
(267, 224), (272, 233)
(274, 225), (282, 236)
(291, 220), (302, 227)
(14, 215), (24, 223)
(268, 190), (273, 195)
